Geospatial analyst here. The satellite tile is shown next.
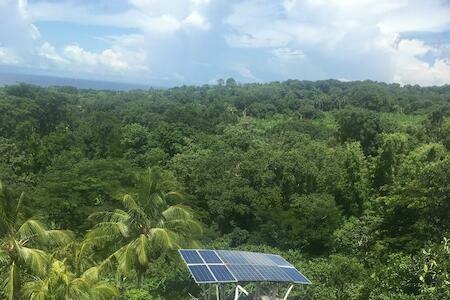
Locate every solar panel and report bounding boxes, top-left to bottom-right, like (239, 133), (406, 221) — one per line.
(198, 250), (222, 263)
(254, 265), (292, 281)
(266, 254), (292, 267)
(180, 250), (204, 264)
(188, 265), (216, 283)
(209, 265), (236, 282)
(216, 250), (248, 265)
(178, 249), (311, 285)
(227, 264), (265, 281)
(281, 267), (311, 284)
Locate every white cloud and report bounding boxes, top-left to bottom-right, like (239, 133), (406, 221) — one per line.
(37, 41), (148, 75)
(38, 42), (67, 63)
(0, 47), (21, 65)
(28, 0), (211, 34)
(271, 48), (305, 60)
(2, 0), (450, 86)
(392, 39), (450, 86)
(183, 11), (210, 30)
(0, 0), (40, 65)
(224, 0), (450, 86)
(232, 65), (258, 81)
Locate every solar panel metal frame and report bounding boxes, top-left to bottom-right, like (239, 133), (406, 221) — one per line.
(179, 249), (311, 285)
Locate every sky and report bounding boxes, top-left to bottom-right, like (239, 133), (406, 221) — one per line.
(0, 0), (450, 86)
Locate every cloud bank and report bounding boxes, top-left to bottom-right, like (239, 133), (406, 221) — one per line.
(0, 0), (449, 86)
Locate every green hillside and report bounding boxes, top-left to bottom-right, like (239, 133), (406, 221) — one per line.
(0, 80), (449, 299)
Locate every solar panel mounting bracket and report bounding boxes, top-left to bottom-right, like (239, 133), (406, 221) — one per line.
(233, 285), (249, 300)
(283, 284), (294, 300)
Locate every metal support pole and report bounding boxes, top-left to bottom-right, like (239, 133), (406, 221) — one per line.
(234, 285), (249, 300)
(207, 284), (212, 300)
(234, 285), (239, 300)
(220, 284), (226, 300)
(283, 284), (294, 300)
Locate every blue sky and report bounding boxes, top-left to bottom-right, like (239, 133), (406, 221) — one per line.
(1, 0), (450, 86)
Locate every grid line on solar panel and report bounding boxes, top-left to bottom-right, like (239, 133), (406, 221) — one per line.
(265, 254), (293, 267)
(254, 265), (292, 282)
(208, 265), (236, 282)
(198, 250), (222, 263)
(242, 252), (276, 266)
(216, 250), (248, 264)
(179, 250), (204, 264)
(281, 267), (311, 284)
(188, 265), (216, 283)
(179, 249), (311, 285)
(227, 264), (265, 281)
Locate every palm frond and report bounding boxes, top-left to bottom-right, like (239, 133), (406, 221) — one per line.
(17, 219), (47, 244)
(0, 249), (11, 266)
(67, 277), (91, 299)
(89, 281), (119, 300)
(164, 191), (185, 204)
(45, 229), (75, 247)
(115, 243), (137, 276)
(2, 262), (19, 300)
(14, 192), (25, 222)
(80, 266), (100, 282)
(164, 219), (203, 236)
(14, 242), (49, 276)
(20, 277), (48, 300)
(162, 204), (194, 221)
(85, 221), (129, 244)
(121, 194), (140, 211)
(131, 234), (150, 266)
(88, 209), (130, 223)
(148, 228), (177, 250)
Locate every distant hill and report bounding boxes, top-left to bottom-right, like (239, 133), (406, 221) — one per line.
(0, 72), (150, 91)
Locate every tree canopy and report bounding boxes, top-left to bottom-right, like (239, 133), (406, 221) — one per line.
(0, 80), (449, 299)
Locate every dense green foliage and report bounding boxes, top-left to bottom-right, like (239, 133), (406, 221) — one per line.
(0, 80), (449, 299)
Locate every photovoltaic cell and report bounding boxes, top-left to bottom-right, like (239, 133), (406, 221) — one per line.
(198, 250), (222, 263)
(266, 254), (292, 267)
(179, 250), (203, 264)
(209, 265), (236, 282)
(241, 251), (275, 266)
(254, 265), (292, 282)
(179, 249), (311, 285)
(281, 267), (311, 284)
(188, 265), (216, 283)
(227, 264), (265, 281)
(216, 250), (248, 264)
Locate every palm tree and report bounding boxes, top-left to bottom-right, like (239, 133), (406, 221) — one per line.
(0, 181), (73, 299)
(21, 260), (118, 300)
(84, 167), (202, 287)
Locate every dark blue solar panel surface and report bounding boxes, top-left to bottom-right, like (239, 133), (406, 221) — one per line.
(281, 267), (311, 284)
(254, 265), (292, 281)
(209, 265), (235, 282)
(227, 264), (265, 281)
(266, 254), (292, 267)
(216, 250), (248, 264)
(188, 265), (216, 283)
(179, 249), (311, 284)
(179, 250), (203, 264)
(198, 250), (222, 263)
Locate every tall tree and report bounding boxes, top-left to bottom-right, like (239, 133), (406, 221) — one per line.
(21, 261), (118, 300)
(83, 167), (202, 287)
(0, 181), (72, 299)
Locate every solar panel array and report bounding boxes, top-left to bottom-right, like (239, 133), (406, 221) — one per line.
(179, 249), (311, 284)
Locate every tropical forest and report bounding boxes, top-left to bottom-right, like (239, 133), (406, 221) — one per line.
(0, 80), (449, 299)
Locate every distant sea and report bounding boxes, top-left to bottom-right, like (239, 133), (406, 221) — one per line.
(0, 72), (151, 91)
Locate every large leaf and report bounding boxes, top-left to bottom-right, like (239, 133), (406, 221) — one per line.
(15, 242), (49, 276)
(3, 262), (19, 300)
